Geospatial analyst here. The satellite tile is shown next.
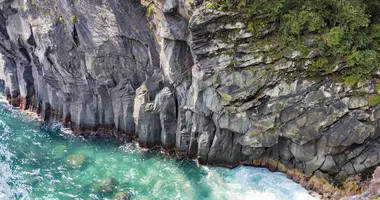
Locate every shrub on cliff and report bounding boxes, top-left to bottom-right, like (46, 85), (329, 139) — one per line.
(205, 0), (380, 85)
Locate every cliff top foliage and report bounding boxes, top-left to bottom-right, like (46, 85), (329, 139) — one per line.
(205, 0), (380, 86)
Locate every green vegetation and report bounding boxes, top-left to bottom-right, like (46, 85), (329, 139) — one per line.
(31, 0), (38, 11)
(146, 5), (154, 18)
(375, 82), (380, 93)
(71, 16), (77, 23)
(59, 15), (64, 23)
(74, 0), (79, 5)
(312, 57), (331, 72)
(368, 94), (380, 106)
(205, 0), (380, 85)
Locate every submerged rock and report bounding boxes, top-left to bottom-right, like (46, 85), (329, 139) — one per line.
(94, 177), (119, 193)
(65, 154), (86, 168)
(112, 192), (130, 200)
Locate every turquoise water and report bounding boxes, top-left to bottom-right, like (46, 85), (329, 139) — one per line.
(0, 100), (316, 200)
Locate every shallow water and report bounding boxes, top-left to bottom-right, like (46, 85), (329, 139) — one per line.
(0, 100), (316, 200)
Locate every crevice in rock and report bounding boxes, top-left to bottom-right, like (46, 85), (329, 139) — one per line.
(72, 25), (80, 47)
(321, 112), (350, 132)
(44, 47), (55, 66)
(205, 121), (216, 164)
(17, 41), (31, 63)
(0, 15), (9, 40)
(26, 28), (36, 47)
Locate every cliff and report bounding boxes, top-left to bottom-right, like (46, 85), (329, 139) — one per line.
(0, 0), (380, 197)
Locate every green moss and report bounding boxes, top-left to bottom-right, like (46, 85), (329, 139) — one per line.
(73, 0), (79, 5)
(368, 94), (380, 106)
(146, 5), (154, 18)
(329, 74), (343, 82)
(343, 75), (361, 87)
(99, 12), (103, 18)
(205, 2), (218, 9)
(227, 106), (236, 113)
(352, 91), (367, 97)
(247, 21), (266, 36)
(312, 57), (334, 72)
(218, 91), (232, 102)
(265, 49), (283, 63)
(375, 82), (380, 93)
(59, 15), (64, 23)
(248, 128), (259, 136)
(71, 16), (77, 23)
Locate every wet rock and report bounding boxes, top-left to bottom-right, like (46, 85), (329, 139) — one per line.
(65, 154), (86, 168)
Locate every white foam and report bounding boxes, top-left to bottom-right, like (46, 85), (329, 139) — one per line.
(202, 166), (318, 200)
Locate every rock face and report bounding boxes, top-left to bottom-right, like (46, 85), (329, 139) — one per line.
(1, 0), (380, 185)
(0, 0), (159, 133)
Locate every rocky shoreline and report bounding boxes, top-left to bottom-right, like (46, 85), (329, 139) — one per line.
(0, 92), (372, 200)
(1, 90), (379, 199)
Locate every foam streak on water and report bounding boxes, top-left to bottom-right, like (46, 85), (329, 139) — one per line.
(0, 102), (316, 200)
